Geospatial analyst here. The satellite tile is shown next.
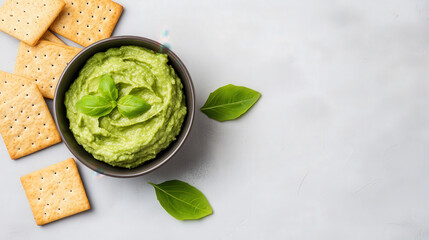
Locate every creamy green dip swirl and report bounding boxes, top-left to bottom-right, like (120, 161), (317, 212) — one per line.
(65, 46), (187, 168)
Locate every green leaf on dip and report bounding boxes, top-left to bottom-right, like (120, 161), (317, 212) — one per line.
(201, 84), (261, 121)
(98, 74), (118, 101)
(117, 95), (151, 118)
(76, 95), (115, 117)
(148, 180), (213, 220)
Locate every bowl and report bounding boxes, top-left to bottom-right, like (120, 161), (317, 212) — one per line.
(53, 36), (195, 178)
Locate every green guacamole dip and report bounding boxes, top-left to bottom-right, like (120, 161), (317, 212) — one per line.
(65, 46), (187, 168)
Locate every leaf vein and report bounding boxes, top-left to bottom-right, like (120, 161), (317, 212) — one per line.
(152, 184), (207, 211)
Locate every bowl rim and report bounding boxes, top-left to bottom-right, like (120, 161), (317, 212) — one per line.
(53, 35), (195, 178)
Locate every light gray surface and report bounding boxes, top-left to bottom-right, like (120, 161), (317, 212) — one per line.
(1, 0), (429, 239)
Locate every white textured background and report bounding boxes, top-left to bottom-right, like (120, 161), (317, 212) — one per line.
(1, 0), (429, 239)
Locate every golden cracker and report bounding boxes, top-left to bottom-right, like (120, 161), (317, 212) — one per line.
(0, 0), (65, 46)
(50, 0), (123, 47)
(0, 70), (32, 105)
(41, 30), (65, 45)
(14, 40), (81, 99)
(0, 78), (61, 159)
(21, 158), (91, 225)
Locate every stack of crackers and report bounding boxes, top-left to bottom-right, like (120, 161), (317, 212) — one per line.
(0, 0), (123, 225)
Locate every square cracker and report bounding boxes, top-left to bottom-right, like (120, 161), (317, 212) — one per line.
(0, 0), (65, 46)
(14, 40), (81, 99)
(49, 0), (123, 47)
(0, 70), (31, 105)
(41, 30), (65, 45)
(21, 158), (91, 225)
(0, 72), (61, 159)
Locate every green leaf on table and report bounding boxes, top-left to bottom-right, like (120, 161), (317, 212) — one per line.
(148, 180), (213, 220)
(117, 95), (151, 118)
(76, 95), (115, 117)
(98, 74), (118, 101)
(201, 84), (261, 121)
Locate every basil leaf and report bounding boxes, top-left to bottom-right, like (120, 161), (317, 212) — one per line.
(201, 84), (261, 121)
(148, 180), (213, 220)
(76, 95), (115, 117)
(117, 95), (151, 118)
(98, 74), (118, 101)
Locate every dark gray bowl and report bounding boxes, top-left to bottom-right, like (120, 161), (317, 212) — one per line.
(54, 36), (195, 178)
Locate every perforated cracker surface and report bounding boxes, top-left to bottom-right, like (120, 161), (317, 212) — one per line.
(49, 0), (123, 47)
(0, 73), (61, 159)
(14, 40), (81, 99)
(20, 158), (91, 225)
(0, 70), (31, 105)
(0, 0), (65, 46)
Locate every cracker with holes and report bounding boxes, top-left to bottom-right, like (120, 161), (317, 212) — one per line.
(0, 0), (65, 46)
(0, 70), (31, 104)
(49, 0), (123, 47)
(20, 158), (91, 225)
(0, 71), (61, 159)
(14, 40), (81, 99)
(41, 30), (65, 45)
